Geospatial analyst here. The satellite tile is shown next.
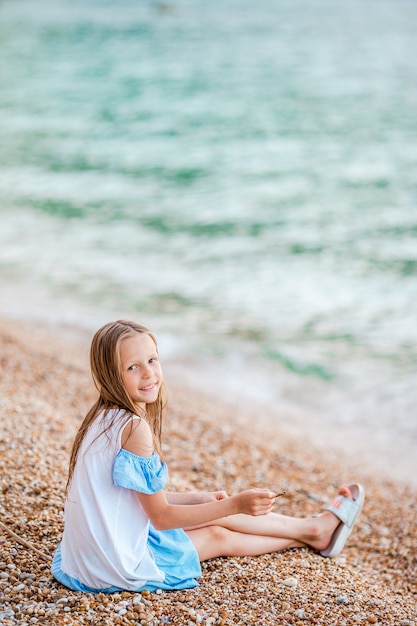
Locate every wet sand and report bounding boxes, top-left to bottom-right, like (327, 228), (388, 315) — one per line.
(0, 317), (415, 624)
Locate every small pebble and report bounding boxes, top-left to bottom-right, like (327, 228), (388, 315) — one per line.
(283, 577), (298, 588)
(336, 595), (349, 605)
(367, 617), (378, 624)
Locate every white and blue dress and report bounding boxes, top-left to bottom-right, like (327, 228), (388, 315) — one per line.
(52, 410), (201, 593)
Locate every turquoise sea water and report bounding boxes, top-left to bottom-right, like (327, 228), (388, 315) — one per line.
(0, 0), (416, 480)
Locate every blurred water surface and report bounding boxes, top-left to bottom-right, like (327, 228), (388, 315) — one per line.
(0, 0), (416, 481)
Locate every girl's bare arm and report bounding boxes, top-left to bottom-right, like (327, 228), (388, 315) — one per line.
(137, 488), (276, 531)
(165, 491), (228, 505)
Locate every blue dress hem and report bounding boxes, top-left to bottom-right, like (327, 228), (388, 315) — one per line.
(51, 543), (200, 593)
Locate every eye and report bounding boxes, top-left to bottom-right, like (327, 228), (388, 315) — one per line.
(127, 364), (137, 371)
(149, 357), (158, 364)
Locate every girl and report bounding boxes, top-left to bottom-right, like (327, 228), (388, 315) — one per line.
(52, 320), (364, 593)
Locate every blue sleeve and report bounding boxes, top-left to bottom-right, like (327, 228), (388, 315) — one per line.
(113, 448), (169, 494)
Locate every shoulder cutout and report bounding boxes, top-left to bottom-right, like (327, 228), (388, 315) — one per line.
(121, 417), (153, 458)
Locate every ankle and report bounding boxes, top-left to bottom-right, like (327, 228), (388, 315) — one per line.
(304, 519), (323, 542)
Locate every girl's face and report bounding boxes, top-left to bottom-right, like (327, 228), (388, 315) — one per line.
(119, 333), (163, 406)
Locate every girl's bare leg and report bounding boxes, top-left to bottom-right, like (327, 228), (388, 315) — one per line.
(185, 486), (352, 560)
(198, 508), (342, 547)
(186, 525), (305, 561)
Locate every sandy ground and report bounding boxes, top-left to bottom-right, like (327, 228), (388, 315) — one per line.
(0, 317), (416, 625)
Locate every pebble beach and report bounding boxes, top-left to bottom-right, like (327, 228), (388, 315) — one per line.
(0, 317), (416, 625)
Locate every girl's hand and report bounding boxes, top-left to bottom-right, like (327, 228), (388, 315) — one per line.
(213, 490), (228, 501)
(198, 490), (229, 504)
(234, 489), (276, 516)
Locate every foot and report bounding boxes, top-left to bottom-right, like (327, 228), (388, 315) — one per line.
(303, 485), (353, 552)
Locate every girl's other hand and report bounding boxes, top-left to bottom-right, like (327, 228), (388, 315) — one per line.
(234, 489), (276, 516)
(214, 490), (228, 501)
(199, 490), (229, 503)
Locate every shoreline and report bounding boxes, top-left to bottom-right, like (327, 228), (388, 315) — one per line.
(164, 357), (417, 491)
(1, 302), (415, 490)
(0, 315), (416, 624)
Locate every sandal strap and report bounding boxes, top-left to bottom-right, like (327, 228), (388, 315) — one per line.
(326, 495), (361, 528)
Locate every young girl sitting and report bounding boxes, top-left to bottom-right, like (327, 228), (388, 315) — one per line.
(52, 320), (364, 593)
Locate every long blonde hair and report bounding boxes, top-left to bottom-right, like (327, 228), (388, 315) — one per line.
(66, 320), (167, 493)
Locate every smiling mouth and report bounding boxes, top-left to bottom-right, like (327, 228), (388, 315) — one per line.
(140, 383), (158, 392)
